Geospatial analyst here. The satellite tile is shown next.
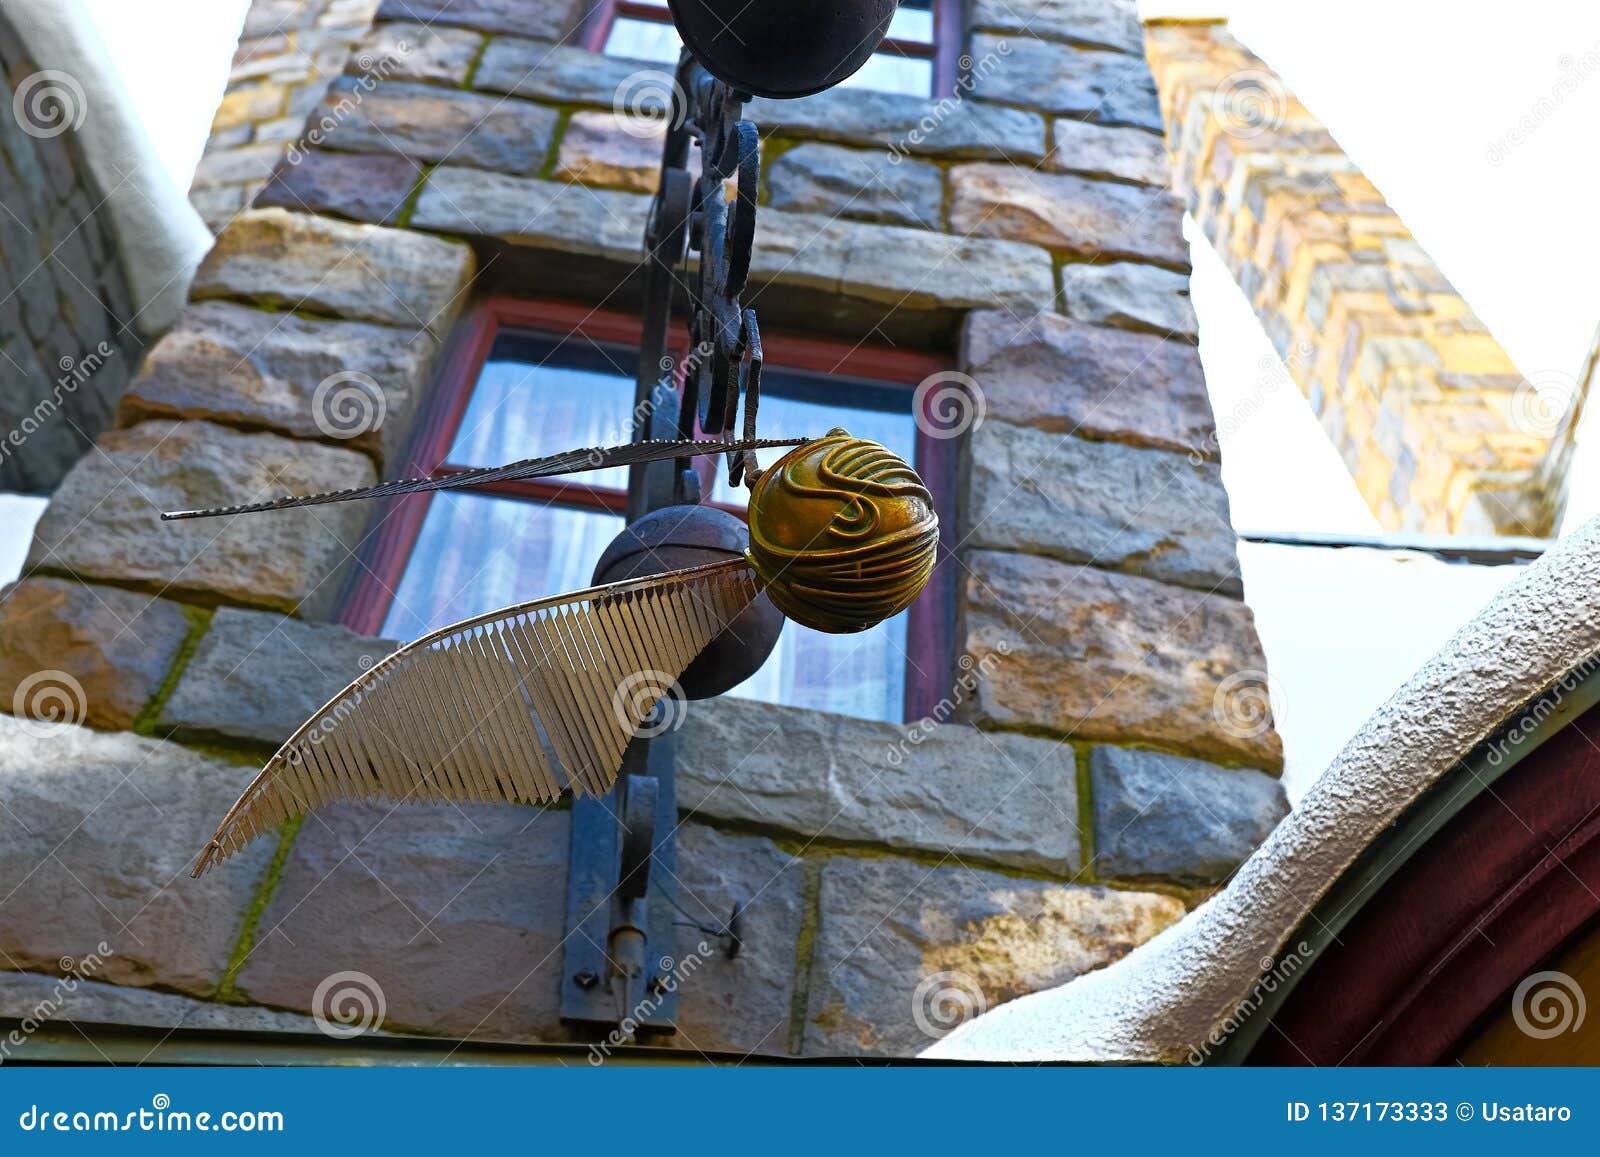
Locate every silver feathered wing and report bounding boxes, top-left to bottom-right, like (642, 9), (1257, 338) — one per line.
(192, 557), (760, 877)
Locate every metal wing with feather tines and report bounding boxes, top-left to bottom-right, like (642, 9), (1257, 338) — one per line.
(176, 430), (940, 878)
(192, 557), (759, 877)
(175, 436), (787, 878)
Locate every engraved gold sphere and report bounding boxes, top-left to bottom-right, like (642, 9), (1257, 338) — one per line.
(745, 429), (939, 634)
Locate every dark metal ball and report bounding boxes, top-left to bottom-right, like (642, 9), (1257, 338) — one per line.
(667, 0), (900, 99)
(592, 504), (784, 700)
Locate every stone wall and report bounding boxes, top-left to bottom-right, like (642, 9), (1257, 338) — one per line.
(1, 0), (1286, 1059)
(188, 0), (383, 230)
(1144, 19), (1576, 537)
(0, 6), (143, 492)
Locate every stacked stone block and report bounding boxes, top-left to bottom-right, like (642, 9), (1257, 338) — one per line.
(0, 6), (143, 492)
(1144, 19), (1574, 536)
(188, 0), (385, 230)
(2, 0), (1287, 1059)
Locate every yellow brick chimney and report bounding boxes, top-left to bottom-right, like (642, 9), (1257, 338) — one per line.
(1144, 19), (1583, 536)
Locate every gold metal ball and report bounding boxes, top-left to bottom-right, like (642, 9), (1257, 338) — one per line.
(745, 429), (939, 634)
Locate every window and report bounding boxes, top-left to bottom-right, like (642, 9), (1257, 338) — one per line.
(586, 0), (962, 99)
(341, 300), (958, 725)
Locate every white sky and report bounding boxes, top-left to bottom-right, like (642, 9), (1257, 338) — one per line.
(77, 0), (251, 192)
(9, 0), (1599, 796)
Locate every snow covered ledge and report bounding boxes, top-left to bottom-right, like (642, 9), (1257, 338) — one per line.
(926, 515), (1600, 1063)
(8, 0), (211, 336)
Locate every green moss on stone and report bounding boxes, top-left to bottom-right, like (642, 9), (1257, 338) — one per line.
(1073, 741), (1096, 882)
(215, 814), (304, 1003)
(131, 604), (213, 738)
(461, 33), (493, 89)
(785, 857), (823, 1055)
(539, 111), (573, 181)
(393, 162), (438, 228)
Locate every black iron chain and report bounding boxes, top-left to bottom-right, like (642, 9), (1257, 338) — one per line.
(633, 54), (766, 509)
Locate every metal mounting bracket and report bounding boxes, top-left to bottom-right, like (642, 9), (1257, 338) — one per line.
(561, 736), (682, 1034)
(560, 51), (765, 1040)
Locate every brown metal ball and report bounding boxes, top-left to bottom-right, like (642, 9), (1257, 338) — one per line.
(592, 504), (784, 700)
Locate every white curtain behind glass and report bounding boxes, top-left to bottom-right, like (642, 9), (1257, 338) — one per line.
(382, 494), (623, 641)
(712, 391), (917, 723)
(380, 336), (920, 723)
(450, 356), (637, 489)
(600, 0), (937, 98)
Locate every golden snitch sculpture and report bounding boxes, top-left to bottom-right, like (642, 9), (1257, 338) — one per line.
(165, 429), (938, 877)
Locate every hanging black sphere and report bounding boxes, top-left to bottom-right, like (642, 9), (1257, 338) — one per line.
(592, 503), (785, 700)
(666, 0), (900, 99)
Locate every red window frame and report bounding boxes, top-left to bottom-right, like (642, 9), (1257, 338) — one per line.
(337, 297), (961, 723)
(582, 0), (966, 98)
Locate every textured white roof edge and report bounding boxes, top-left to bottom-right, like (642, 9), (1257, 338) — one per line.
(927, 514), (1600, 1063)
(9, 0), (212, 337)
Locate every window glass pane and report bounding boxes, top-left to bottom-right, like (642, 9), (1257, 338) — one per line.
(381, 493), (623, 641)
(889, 1), (936, 43)
(707, 369), (916, 508)
(709, 367), (918, 724)
(448, 332), (637, 490)
(391, 330), (928, 724)
(603, 8), (934, 95)
(604, 16), (683, 63)
(840, 52), (934, 97)
(728, 599), (910, 723)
